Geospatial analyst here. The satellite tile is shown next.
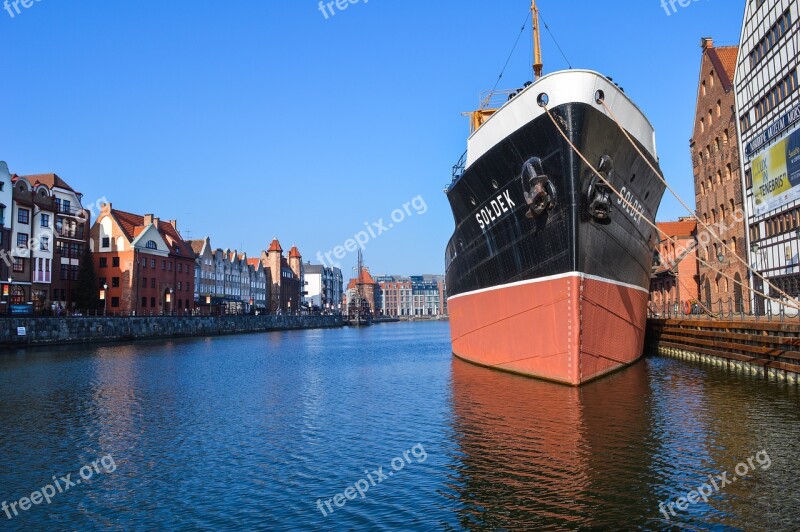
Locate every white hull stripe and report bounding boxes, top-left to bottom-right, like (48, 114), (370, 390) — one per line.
(447, 271), (648, 302)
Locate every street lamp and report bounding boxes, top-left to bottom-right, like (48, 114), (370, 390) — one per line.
(102, 283), (108, 316)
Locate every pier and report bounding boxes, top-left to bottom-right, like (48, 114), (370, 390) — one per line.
(646, 317), (800, 383)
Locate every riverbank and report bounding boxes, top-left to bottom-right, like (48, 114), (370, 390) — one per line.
(0, 315), (343, 348)
(646, 318), (800, 383)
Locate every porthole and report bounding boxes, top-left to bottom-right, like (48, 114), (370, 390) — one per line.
(537, 93), (549, 107)
(595, 90), (605, 104)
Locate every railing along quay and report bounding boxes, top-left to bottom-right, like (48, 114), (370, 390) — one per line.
(646, 315), (800, 383)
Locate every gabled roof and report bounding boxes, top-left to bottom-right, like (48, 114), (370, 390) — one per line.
(108, 208), (194, 257)
(20, 173), (78, 193)
(707, 45), (739, 93)
(187, 239), (207, 256)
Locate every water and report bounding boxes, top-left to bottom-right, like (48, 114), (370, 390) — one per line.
(0, 321), (798, 530)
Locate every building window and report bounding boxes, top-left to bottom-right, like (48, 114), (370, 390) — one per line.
(151, 259), (156, 268)
(146, 240), (157, 249)
(111, 297), (120, 308)
(17, 209), (29, 224)
(112, 257), (120, 267)
(168, 262), (172, 271)
(142, 277), (147, 288)
(40, 214), (49, 227)
(151, 278), (156, 288)
(40, 236), (49, 251)
(178, 281), (182, 290)
(71, 265), (78, 281)
(112, 277), (120, 288)
(102, 237), (110, 248)
(142, 297), (147, 308)
(13, 258), (23, 272)
(99, 257), (107, 268)
(150, 297), (156, 308)
(162, 260), (166, 270)
(17, 233), (28, 248)
(98, 277), (106, 288)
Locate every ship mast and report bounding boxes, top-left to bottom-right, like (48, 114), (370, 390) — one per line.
(532, 0), (543, 80)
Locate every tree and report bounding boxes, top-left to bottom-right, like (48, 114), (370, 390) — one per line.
(74, 246), (99, 311)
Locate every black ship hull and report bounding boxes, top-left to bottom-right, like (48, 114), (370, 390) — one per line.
(446, 82), (665, 385)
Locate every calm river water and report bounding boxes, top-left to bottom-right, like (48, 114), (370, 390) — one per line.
(0, 321), (798, 530)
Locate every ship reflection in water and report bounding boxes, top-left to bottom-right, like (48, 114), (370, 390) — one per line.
(448, 356), (800, 530)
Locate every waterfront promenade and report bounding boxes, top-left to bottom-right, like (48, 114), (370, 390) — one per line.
(0, 314), (342, 348)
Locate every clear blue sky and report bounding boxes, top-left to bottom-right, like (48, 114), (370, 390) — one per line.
(1, 0), (743, 276)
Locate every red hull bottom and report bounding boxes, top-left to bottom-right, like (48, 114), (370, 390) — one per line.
(448, 273), (648, 386)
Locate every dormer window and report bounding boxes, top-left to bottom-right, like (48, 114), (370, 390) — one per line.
(146, 240), (157, 250)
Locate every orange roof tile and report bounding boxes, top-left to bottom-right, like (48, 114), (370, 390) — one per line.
(268, 238), (282, 253)
(658, 219), (697, 238)
(714, 46), (738, 81)
(109, 208), (194, 258)
(288, 246), (301, 258)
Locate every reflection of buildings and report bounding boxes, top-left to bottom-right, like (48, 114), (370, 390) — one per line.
(691, 38), (748, 310)
(650, 219), (700, 309)
(735, 1), (799, 311)
(449, 358), (654, 529)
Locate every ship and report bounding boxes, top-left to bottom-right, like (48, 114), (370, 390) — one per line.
(445, 1), (665, 386)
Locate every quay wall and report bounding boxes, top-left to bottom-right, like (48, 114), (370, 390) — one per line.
(0, 315), (343, 348)
(646, 318), (800, 384)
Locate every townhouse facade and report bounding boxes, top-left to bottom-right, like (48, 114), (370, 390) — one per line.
(90, 204), (195, 314)
(188, 237), (269, 314)
(372, 274), (447, 317)
(691, 39), (749, 311)
(0, 163), (12, 314)
(735, 0), (799, 313)
(649, 219), (701, 313)
(304, 263), (343, 312)
(10, 175), (57, 314)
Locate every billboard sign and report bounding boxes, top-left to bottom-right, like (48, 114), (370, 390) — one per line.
(753, 127), (800, 216)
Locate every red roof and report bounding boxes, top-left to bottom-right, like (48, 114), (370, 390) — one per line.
(658, 219), (697, 238)
(19, 173), (77, 193)
(268, 238), (282, 253)
(714, 46), (738, 81)
(247, 258), (261, 268)
(347, 267), (376, 289)
(109, 208), (194, 258)
(288, 246), (301, 258)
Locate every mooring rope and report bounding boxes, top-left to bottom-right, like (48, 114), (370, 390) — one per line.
(598, 98), (800, 310)
(540, 103), (800, 312)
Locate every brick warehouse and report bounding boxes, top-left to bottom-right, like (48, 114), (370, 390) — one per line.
(90, 203), (195, 314)
(690, 38), (748, 311)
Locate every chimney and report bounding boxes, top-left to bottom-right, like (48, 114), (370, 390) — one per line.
(168, 219), (177, 230)
(701, 37), (714, 50)
(153, 216), (160, 227)
(143, 214), (154, 225)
